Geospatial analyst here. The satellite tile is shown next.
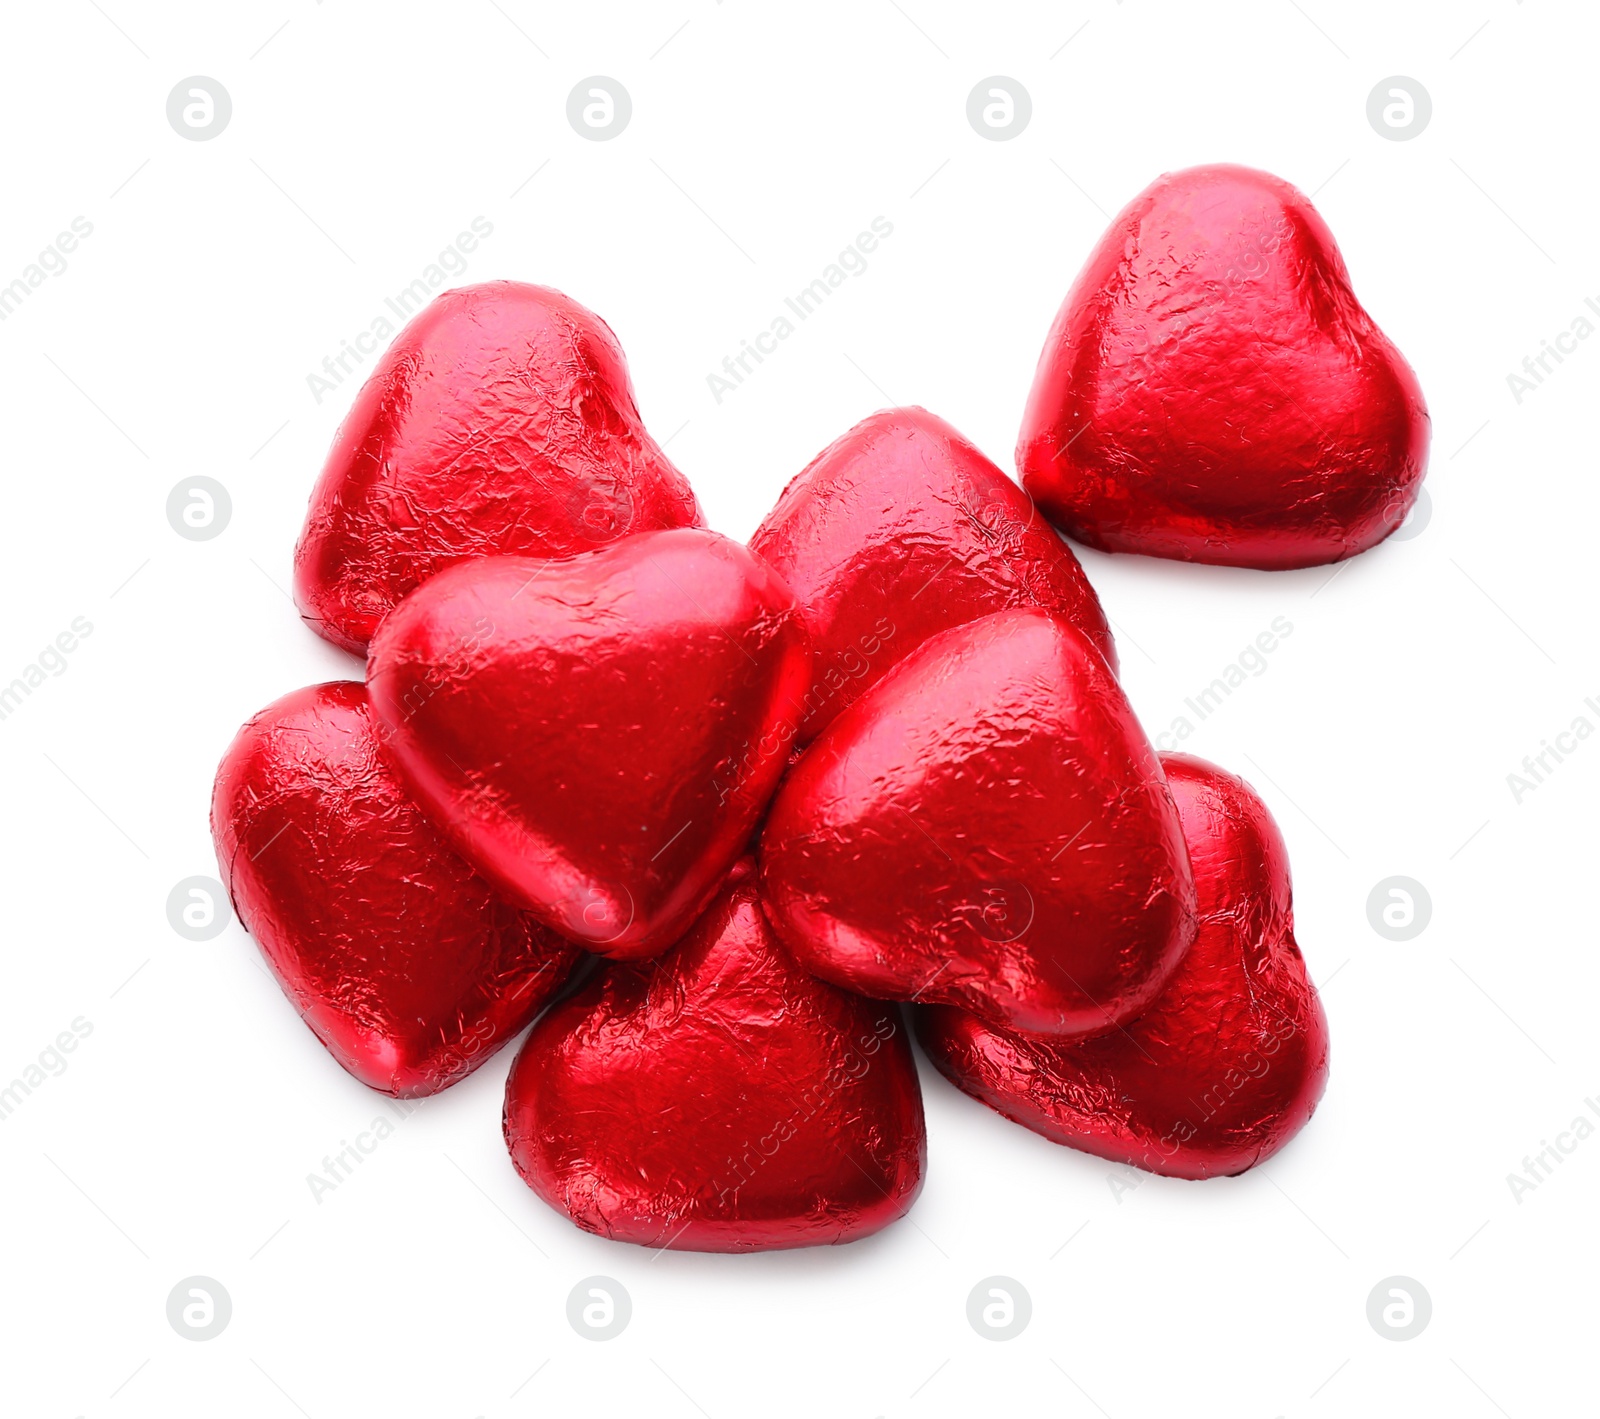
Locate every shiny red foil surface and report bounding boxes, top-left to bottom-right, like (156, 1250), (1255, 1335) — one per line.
(918, 753), (1330, 1179)
(367, 529), (812, 961)
(1018, 164), (1429, 570)
(749, 406), (1116, 745)
(760, 608), (1196, 1037)
(504, 866), (926, 1251)
(210, 682), (579, 1097)
(294, 281), (702, 655)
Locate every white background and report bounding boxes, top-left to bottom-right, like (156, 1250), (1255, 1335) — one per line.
(1, 1), (1593, 1414)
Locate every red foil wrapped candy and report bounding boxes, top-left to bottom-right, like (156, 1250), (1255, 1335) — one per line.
(1018, 164), (1429, 569)
(750, 406), (1115, 745)
(504, 866), (926, 1251)
(211, 682), (579, 1096)
(760, 608), (1196, 1037)
(918, 753), (1330, 1178)
(295, 281), (702, 655)
(367, 528), (812, 960)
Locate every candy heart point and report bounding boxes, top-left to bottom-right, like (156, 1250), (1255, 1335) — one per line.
(918, 752), (1330, 1179)
(504, 870), (927, 1251)
(294, 281), (702, 654)
(211, 681), (579, 1096)
(1018, 164), (1429, 569)
(368, 528), (812, 960)
(761, 607), (1196, 1038)
(751, 406), (1116, 744)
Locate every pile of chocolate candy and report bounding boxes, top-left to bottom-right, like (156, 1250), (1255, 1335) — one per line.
(213, 164), (1427, 1251)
